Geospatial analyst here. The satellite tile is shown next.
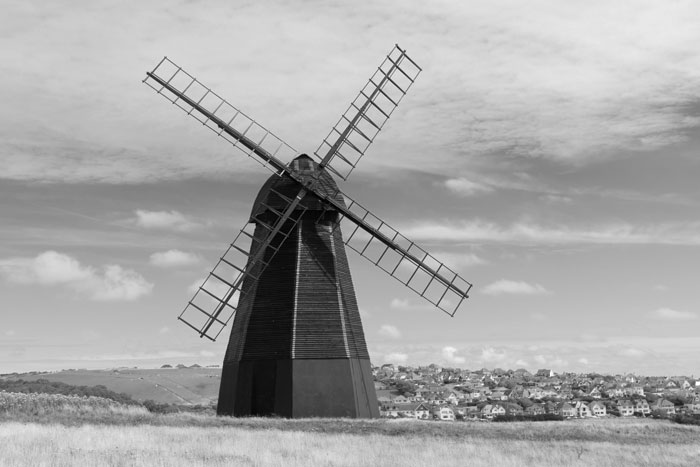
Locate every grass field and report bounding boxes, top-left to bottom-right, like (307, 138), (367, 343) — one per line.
(2, 367), (220, 405)
(1, 418), (699, 467)
(1, 392), (699, 466)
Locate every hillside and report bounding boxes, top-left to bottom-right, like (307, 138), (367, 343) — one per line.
(1, 367), (221, 406)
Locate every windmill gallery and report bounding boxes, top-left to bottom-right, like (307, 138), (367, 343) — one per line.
(143, 45), (473, 418)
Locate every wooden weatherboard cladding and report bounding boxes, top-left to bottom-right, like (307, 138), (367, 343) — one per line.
(218, 155), (377, 417)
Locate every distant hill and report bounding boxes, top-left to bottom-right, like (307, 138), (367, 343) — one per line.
(1, 367), (221, 406)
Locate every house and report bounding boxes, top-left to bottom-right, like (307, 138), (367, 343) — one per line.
(380, 402), (431, 419)
(682, 403), (700, 415)
(470, 386), (491, 399)
(457, 405), (480, 419)
(392, 394), (410, 404)
(544, 401), (559, 415)
(443, 391), (460, 405)
(528, 387), (546, 399)
(650, 399), (676, 415)
(588, 401), (606, 417)
(624, 385), (645, 397)
(490, 404), (506, 417)
(617, 400), (635, 416)
(503, 403), (523, 416)
(633, 399), (650, 415)
(588, 387), (603, 399)
(432, 405), (455, 421)
(573, 401), (592, 418)
(480, 404), (494, 419)
(536, 369), (554, 378)
(604, 386), (625, 398)
(525, 403), (545, 416)
(557, 402), (576, 418)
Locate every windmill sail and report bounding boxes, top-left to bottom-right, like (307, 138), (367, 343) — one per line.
(333, 192), (472, 316)
(143, 57), (297, 173)
(180, 183), (309, 341)
(144, 45), (470, 343)
(313, 45), (421, 180)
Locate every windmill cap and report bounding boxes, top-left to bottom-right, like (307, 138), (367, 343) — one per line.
(249, 154), (346, 221)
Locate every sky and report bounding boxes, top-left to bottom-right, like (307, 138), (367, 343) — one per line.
(1, 0), (700, 376)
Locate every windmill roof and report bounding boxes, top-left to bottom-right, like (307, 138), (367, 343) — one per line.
(250, 154), (346, 220)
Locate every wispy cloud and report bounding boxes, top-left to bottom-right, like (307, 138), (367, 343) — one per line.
(149, 249), (200, 268)
(482, 280), (550, 296)
(2, 1), (700, 183)
(444, 178), (494, 196)
(383, 352), (408, 365)
(620, 348), (646, 358)
(0, 251), (152, 301)
(650, 307), (697, 321)
(432, 251), (486, 270)
(132, 210), (202, 232)
(403, 220), (700, 246)
(389, 298), (411, 310)
(442, 346), (466, 365)
(378, 324), (401, 339)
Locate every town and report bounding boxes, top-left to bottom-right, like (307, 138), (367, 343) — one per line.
(373, 364), (700, 421)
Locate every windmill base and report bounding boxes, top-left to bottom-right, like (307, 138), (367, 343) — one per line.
(217, 358), (378, 418)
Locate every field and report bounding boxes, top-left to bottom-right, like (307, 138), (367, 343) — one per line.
(2, 367), (220, 405)
(1, 392), (699, 466)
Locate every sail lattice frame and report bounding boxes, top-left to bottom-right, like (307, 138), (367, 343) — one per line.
(179, 184), (308, 340)
(328, 192), (472, 316)
(143, 57), (298, 173)
(313, 45), (421, 180)
(144, 45), (473, 342)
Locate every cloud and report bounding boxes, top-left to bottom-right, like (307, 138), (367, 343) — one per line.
(149, 249), (200, 268)
(652, 285), (669, 292)
(0, 251), (152, 301)
(132, 210), (201, 232)
(444, 178), (493, 196)
(578, 358), (589, 365)
(433, 251), (486, 270)
(384, 352), (408, 364)
(620, 348), (646, 358)
(390, 298), (411, 310)
(3, 1), (700, 184)
(540, 194), (573, 204)
(379, 324), (401, 339)
(158, 327), (170, 335)
(480, 346), (507, 363)
(403, 220), (700, 246)
(650, 307), (697, 321)
(482, 280), (550, 296)
(442, 346), (466, 365)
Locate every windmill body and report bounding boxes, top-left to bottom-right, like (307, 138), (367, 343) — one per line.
(218, 154), (377, 417)
(143, 45), (473, 419)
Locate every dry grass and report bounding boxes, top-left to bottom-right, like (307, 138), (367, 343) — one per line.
(1, 393), (699, 466)
(1, 419), (699, 467)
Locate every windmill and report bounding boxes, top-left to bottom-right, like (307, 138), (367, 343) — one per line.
(143, 45), (473, 418)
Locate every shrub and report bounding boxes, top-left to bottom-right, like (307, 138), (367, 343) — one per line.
(0, 379), (139, 406)
(142, 400), (179, 414)
(672, 414), (700, 426)
(492, 413), (563, 422)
